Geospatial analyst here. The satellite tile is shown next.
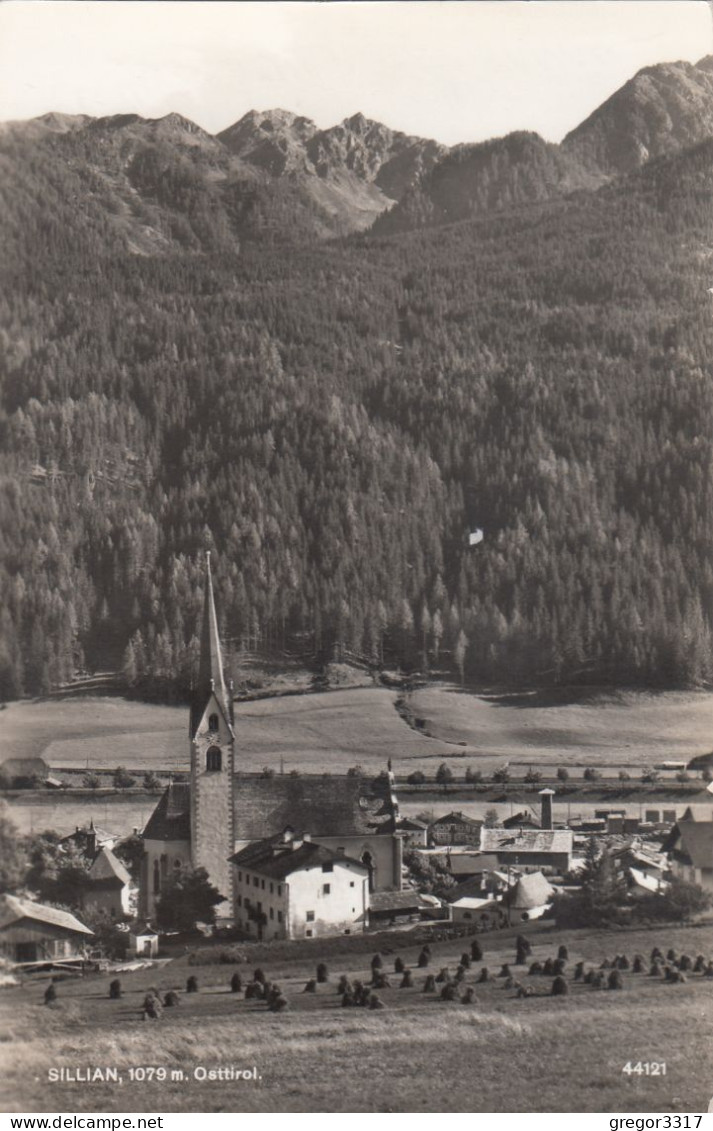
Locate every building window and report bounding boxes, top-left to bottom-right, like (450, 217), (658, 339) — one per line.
(153, 860), (160, 894)
(277, 910), (283, 923)
(254, 876), (259, 887)
(305, 929), (313, 938)
(277, 885), (282, 896)
(269, 907), (274, 920)
(261, 879), (265, 890)
(322, 861), (333, 873)
(350, 881), (355, 888)
(269, 883), (274, 894)
(174, 858), (182, 870)
(306, 910), (315, 922)
(237, 895), (242, 907)
(208, 713), (219, 732)
(238, 871), (242, 882)
(323, 884), (331, 896)
(206, 746), (222, 772)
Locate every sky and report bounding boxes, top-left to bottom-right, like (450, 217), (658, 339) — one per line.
(0, 1), (711, 145)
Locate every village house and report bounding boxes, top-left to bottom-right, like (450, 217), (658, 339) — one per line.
(479, 827), (574, 874)
(139, 554), (403, 932)
(428, 811), (483, 846)
(231, 833), (369, 940)
(661, 808), (713, 892)
(0, 895), (93, 965)
(82, 846), (134, 918)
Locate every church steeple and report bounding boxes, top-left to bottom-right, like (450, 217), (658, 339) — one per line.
(191, 552), (233, 737)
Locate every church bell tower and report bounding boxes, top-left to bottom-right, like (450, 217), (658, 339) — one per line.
(189, 552), (235, 921)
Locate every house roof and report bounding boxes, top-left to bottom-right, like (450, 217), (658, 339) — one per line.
(0, 895), (93, 936)
(396, 817), (428, 831)
(233, 773), (396, 839)
(142, 782), (191, 842)
(230, 838), (367, 880)
(448, 854), (495, 876)
(369, 890), (425, 912)
(663, 820), (713, 870)
(450, 854), (501, 878)
(129, 919), (159, 937)
(480, 828), (573, 855)
(430, 811), (482, 828)
(88, 846), (131, 886)
(450, 895), (493, 910)
(502, 810), (540, 830)
(503, 871), (554, 910)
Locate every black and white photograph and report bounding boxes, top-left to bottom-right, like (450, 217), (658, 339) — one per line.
(1, 0), (712, 1116)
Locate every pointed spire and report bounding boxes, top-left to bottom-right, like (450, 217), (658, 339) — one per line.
(192, 551), (232, 734)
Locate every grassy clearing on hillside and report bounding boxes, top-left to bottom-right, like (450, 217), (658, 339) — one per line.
(0, 689), (452, 773)
(408, 686), (713, 768)
(2, 923), (712, 1113)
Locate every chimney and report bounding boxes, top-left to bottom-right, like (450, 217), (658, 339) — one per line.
(539, 788), (554, 830)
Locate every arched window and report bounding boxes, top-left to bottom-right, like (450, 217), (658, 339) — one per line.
(208, 714), (219, 732)
(206, 746), (222, 772)
(153, 859), (160, 894)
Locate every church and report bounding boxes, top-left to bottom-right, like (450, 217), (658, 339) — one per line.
(139, 554), (403, 939)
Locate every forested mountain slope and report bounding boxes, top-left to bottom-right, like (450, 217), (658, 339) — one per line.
(1, 65), (712, 701)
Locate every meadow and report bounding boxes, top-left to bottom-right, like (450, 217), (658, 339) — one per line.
(2, 685), (712, 778)
(2, 922), (712, 1113)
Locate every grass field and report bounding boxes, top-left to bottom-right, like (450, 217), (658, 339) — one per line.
(407, 687), (713, 769)
(0, 689), (452, 775)
(2, 922), (712, 1113)
(2, 686), (712, 778)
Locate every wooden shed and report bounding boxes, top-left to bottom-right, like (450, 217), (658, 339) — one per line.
(0, 895), (93, 965)
(129, 920), (159, 957)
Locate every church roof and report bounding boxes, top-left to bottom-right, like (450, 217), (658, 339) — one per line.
(232, 773), (397, 840)
(142, 782), (191, 842)
(230, 838), (366, 880)
(190, 552), (233, 739)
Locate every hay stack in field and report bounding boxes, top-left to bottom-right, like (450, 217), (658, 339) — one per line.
(230, 972), (242, 993)
(607, 969), (623, 990)
(186, 975), (198, 993)
(423, 975), (436, 993)
(400, 970), (413, 988)
(109, 979), (121, 999)
(316, 962), (328, 983)
(551, 976), (568, 996)
(163, 990), (179, 1007)
(303, 979), (317, 993)
(461, 987), (476, 1004)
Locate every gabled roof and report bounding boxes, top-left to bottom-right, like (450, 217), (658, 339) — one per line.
(0, 895), (93, 936)
(230, 838), (367, 880)
(233, 773), (396, 839)
(502, 810), (540, 830)
(430, 811), (482, 828)
(88, 846), (131, 886)
(663, 819), (713, 869)
(129, 919), (159, 937)
(396, 817), (428, 831)
(449, 895), (493, 910)
(503, 871), (554, 910)
(480, 828), (573, 854)
(449, 853), (501, 877)
(143, 782), (191, 842)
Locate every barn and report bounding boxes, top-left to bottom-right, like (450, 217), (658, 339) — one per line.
(0, 895), (93, 965)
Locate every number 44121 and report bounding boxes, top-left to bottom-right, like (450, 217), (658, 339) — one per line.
(622, 1062), (666, 1075)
